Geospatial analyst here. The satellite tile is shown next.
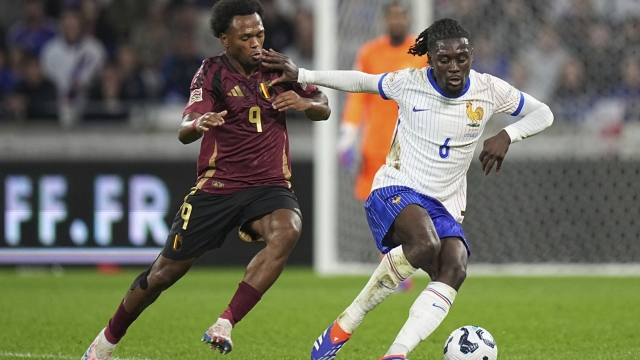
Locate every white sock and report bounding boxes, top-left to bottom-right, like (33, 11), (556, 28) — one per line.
(386, 281), (457, 356)
(99, 328), (117, 348)
(336, 246), (417, 334)
(216, 318), (232, 329)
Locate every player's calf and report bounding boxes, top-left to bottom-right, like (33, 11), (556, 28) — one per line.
(433, 237), (468, 290)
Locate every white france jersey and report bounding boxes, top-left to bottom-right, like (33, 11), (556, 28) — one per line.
(373, 67), (524, 223)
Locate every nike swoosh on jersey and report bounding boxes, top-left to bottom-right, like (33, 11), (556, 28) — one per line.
(412, 106), (431, 112)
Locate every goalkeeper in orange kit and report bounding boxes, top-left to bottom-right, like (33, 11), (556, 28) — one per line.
(339, 1), (425, 292)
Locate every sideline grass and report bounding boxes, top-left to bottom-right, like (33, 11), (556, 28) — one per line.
(1, 267), (639, 359)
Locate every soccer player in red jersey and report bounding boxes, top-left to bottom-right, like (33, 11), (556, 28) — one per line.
(81, 1), (330, 359)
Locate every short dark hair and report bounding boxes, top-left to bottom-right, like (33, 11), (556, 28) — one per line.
(210, 0), (264, 38)
(408, 18), (470, 57)
(383, 1), (408, 16)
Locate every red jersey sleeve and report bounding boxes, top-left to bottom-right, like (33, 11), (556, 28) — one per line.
(183, 59), (218, 116)
(291, 82), (320, 98)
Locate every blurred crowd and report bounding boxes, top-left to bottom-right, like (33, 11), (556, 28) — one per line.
(436, 0), (640, 134)
(0, 0), (313, 126)
(0, 0), (638, 131)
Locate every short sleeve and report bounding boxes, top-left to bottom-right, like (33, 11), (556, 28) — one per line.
(291, 82), (320, 98)
(378, 69), (410, 101)
(491, 75), (524, 116)
(182, 60), (217, 117)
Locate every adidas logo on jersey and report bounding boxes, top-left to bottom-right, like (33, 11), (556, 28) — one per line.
(226, 85), (244, 97)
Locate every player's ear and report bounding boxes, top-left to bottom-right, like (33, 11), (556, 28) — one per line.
(220, 33), (229, 49)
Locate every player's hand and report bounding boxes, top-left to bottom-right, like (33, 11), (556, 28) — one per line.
(193, 111), (227, 133)
(338, 123), (359, 171)
(272, 91), (310, 112)
(479, 130), (511, 176)
(340, 147), (356, 170)
(261, 49), (299, 86)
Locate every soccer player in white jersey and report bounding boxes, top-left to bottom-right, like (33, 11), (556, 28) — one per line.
(264, 18), (553, 360)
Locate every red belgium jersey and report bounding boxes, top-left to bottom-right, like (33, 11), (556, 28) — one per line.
(183, 54), (320, 194)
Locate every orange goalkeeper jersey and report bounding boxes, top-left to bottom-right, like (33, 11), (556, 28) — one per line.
(342, 35), (426, 200)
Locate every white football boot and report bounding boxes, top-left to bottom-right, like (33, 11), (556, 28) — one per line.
(202, 318), (234, 355)
(81, 328), (116, 360)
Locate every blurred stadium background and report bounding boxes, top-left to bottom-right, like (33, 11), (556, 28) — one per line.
(1, 0), (640, 272)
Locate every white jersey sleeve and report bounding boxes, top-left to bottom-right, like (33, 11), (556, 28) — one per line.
(490, 75), (525, 116)
(378, 69), (415, 101)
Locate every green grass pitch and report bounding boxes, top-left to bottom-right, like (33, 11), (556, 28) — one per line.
(1, 267), (639, 360)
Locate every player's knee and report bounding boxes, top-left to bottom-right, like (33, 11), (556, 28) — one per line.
(266, 224), (300, 253)
(453, 265), (467, 285)
(146, 270), (172, 291)
(147, 265), (182, 291)
(401, 232), (440, 271)
(276, 226), (301, 247)
(130, 268), (151, 291)
(416, 234), (440, 259)
(438, 263), (466, 289)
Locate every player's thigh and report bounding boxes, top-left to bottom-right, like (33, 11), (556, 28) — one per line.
(388, 203), (440, 249)
(434, 236), (468, 290)
(239, 186), (302, 247)
(161, 188), (241, 260)
(365, 186), (441, 265)
(251, 209), (301, 250)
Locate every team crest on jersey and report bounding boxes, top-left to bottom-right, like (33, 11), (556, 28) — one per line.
(466, 102), (484, 128)
(188, 88), (203, 106)
(259, 80), (276, 100)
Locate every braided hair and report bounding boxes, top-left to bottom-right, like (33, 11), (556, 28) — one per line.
(210, 0), (264, 38)
(408, 18), (470, 57)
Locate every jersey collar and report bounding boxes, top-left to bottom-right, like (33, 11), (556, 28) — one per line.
(426, 67), (471, 99)
(220, 53), (241, 74)
(221, 53), (262, 78)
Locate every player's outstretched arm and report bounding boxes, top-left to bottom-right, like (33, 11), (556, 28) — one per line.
(501, 93), (554, 143)
(479, 92), (553, 175)
(261, 49), (381, 94)
(178, 111), (227, 144)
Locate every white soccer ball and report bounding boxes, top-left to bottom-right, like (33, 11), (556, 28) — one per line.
(443, 325), (498, 360)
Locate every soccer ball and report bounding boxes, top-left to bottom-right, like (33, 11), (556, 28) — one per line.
(443, 325), (498, 360)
